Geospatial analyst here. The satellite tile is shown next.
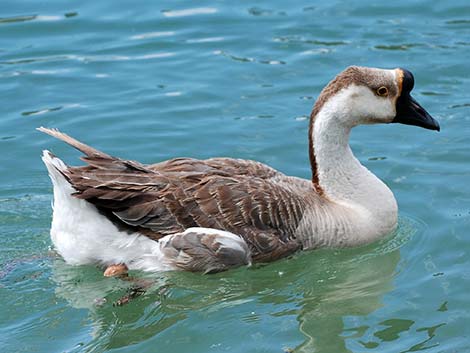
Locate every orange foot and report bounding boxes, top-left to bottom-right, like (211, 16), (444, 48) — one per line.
(103, 263), (128, 277)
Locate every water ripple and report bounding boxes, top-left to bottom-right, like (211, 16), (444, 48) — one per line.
(0, 13), (77, 24)
(21, 104), (81, 117)
(274, 36), (349, 46)
(214, 50), (285, 65)
(299, 48), (332, 55)
(161, 7), (217, 18)
(248, 7), (279, 16)
(374, 43), (423, 51)
(34, 15), (62, 22)
(1, 52), (175, 65)
(446, 19), (470, 25)
(22, 106), (62, 117)
(0, 15), (37, 24)
(129, 31), (175, 40)
(450, 103), (470, 109)
(186, 37), (225, 43)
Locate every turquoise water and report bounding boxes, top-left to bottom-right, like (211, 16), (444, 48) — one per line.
(1, 0), (469, 352)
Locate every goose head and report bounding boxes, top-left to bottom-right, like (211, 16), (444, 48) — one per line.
(311, 66), (440, 131)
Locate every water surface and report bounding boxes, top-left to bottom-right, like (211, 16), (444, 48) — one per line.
(1, 0), (469, 352)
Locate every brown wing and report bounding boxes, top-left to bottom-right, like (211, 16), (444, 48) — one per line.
(148, 157), (283, 180)
(38, 128), (307, 260)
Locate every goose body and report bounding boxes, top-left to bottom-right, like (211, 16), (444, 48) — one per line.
(39, 66), (439, 273)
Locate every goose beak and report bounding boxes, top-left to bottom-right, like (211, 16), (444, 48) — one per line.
(392, 93), (440, 131)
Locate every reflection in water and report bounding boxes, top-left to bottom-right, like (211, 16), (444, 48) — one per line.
(50, 219), (437, 352)
(293, 244), (400, 353)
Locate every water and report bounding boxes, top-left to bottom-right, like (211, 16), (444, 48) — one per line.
(1, 0), (469, 352)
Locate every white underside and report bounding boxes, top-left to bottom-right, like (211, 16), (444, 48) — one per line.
(42, 151), (245, 272)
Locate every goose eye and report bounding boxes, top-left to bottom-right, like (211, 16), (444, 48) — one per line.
(376, 86), (388, 97)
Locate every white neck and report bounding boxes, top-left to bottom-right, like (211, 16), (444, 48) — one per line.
(310, 91), (398, 243)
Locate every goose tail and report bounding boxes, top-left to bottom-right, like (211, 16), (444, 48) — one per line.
(37, 127), (113, 159)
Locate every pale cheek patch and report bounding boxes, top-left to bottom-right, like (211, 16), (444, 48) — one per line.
(340, 86), (393, 124)
(356, 91), (395, 123)
(368, 100), (396, 123)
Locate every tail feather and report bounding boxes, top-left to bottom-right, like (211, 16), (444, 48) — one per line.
(37, 127), (113, 159)
(38, 127), (152, 173)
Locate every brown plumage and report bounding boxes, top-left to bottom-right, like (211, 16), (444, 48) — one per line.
(160, 230), (251, 273)
(37, 127), (312, 262)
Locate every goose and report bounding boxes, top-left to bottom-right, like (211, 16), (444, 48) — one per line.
(39, 66), (439, 275)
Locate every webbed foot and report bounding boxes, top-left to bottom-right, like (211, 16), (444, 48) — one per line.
(103, 263), (128, 277)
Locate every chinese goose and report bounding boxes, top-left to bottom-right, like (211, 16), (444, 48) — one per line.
(39, 66), (439, 275)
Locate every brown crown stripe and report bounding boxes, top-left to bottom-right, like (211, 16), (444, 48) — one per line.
(308, 113), (321, 193)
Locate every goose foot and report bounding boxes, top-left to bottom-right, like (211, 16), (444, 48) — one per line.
(113, 285), (146, 306)
(103, 263), (128, 277)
